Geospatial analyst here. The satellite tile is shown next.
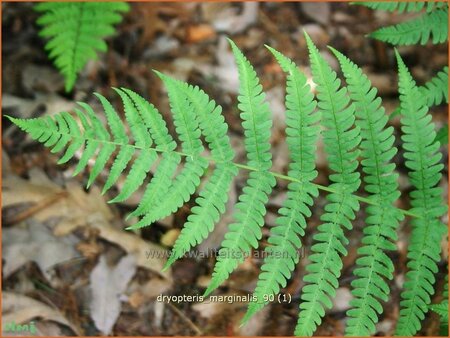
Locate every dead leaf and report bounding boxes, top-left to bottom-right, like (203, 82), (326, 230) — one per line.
(211, 3), (259, 34)
(161, 229), (180, 247)
(89, 255), (137, 335)
(2, 292), (80, 335)
(83, 216), (172, 279)
(185, 24), (216, 43)
(2, 220), (80, 279)
(301, 3), (330, 25)
(196, 36), (239, 94)
(2, 168), (113, 233)
(332, 287), (352, 312)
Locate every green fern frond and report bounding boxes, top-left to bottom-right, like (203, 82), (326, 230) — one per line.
(369, 7), (448, 45)
(429, 301), (449, 321)
(390, 66), (448, 120)
(157, 76), (237, 268)
(116, 88), (178, 214)
(294, 33), (361, 337)
(429, 274), (449, 323)
(7, 38), (448, 338)
(242, 46), (320, 324)
(353, 1), (446, 13)
(394, 51), (447, 336)
(204, 40), (275, 297)
(35, 2), (129, 92)
(330, 48), (403, 336)
(420, 66), (449, 107)
(126, 73), (209, 229)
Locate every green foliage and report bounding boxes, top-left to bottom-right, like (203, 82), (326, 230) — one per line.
(294, 33), (362, 337)
(330, 47), (403, 336)
(389, 66), (448, 136)
(421, 66), (449, 107)
(355, 2), (448, 46)
(354, 1), (446, 13)
(394, 51), (447, 336)
(35, 2), (129, 92)
(204, 39), (276, 297)
(8, 38), (448, 337)
(242, 46), (320, 323)
(429, 274), (448, 327)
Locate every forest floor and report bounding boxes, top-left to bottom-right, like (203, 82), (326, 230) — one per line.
(2, 2), (448, 336)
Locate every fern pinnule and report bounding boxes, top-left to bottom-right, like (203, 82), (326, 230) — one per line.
(35, 2), (129, 92)
(72, 103), (111, 178)
(420, 66), (449, 107)
(353, 1), (446, 13)
(242, 46), (320, 323)
(164, 163), (237, 269)
(107, 88), (157, 203)
(119, 88), (178, 216)
(204, 40), (276, 297)
(369, 6), (448, 45)
(330, 47), (403, 336)
(158, 76), (237, 268)
(394, 50), (447, 336)
(126, 72), (208, 229)
(294, 32), (361, 337)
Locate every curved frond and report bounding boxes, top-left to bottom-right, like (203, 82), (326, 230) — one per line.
(370, 7), (448, 45)
(204, 40), (275, 296)
(242, 46), (320, 323)
(330, 48), (403, 336)
(394, 51), (447, 336)
(35, 2), (129, 92)
(294, 33), (361, 337)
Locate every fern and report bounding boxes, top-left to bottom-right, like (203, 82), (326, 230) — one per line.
(429, 274), (449, 326)
(35, 2), (129, 92)
(420, 66), (449, 107)
(330, 48), (403, 336)
(367, 5), (448, 45)
(354, 1), (446, 13)
(294, 33), (361, 337)
(204, 40), (276, 297)
(7, 38), (448, 337)
(394, 51), (447, 336)
(390, 66), (448, 123)
(242, 46), (320, 323)
(157, 75), (238, 267)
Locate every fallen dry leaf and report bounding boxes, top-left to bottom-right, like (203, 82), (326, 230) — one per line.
(89, 254), (137, 335)
(185, 24), (216, 43)
(76, 215), (172, 280)
(2, 220), (80, 279)
(2, 292), (80, 335)
(301, 2), (330, 25)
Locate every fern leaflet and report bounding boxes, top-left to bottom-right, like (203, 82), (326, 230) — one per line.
(35, 2), (129, 92)
(420, 66), (449, 107)
(294, 33), (361, 337)
(369, 6), (448, 45)
(394, 51), (447, 336)
(330, 48), (404, 336)
(204, 39), (276, 297)
(353, 1), (446, 13)
(242, 46), (320, 323)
